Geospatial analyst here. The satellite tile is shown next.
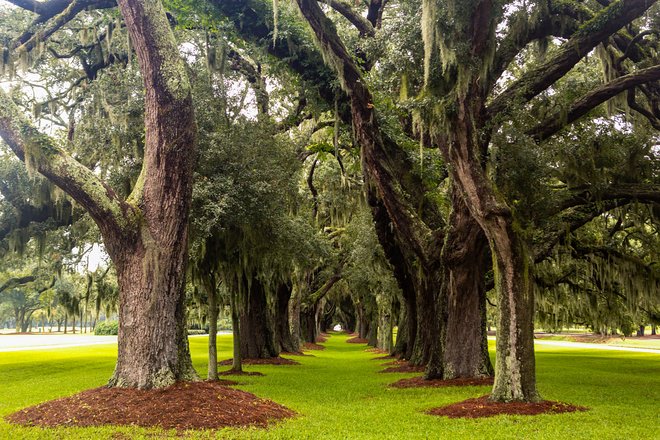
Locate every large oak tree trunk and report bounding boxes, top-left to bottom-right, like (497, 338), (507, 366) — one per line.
(442, 192), (493, 379)
(274, 282), (299, 353)
(442, 95), (539, 402)
(108, 241), (196, 388)
(105, 0), (199, 389)
(239, 276), (279, 359)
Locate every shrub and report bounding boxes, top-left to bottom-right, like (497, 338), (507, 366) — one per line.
(94, 320), (119, 335)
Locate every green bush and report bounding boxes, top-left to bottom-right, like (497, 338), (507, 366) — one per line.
(94, 320), (119, 335)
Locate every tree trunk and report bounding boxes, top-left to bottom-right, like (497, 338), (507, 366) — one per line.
(239, 276), (278, 359)
(289, 283), (302, 347)
(104, 0), (199, 389)
(230, 290), (242, 372)
(442, 192), (493, 379)
(376, 293), (393, 351)
(301, 302), (319, 343)
(108, 245), (197, 388)
(637, 325), (645, 337)
(436, 93), (539, 402)
(409, 278), (437, 366)
(206, 274), (219, 380)
(274, 282), (299, 353)
(63, 313), (68, 334)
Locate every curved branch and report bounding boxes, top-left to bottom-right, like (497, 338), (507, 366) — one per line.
(488, 0), (657, 119)
(0, 276), (36, 293)
(0, 90), (133, 238)
(323, 0), (375, 37)
(11, 0), (117, 51)
(530, 64), (660, 141)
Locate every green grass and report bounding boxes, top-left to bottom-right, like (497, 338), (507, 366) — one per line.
(1, 333), (658, 439)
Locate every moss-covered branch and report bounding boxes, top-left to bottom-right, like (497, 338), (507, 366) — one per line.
(488, 0), (657, 118)
(0, 90), (135, 238)
(530, 64), (660, 141)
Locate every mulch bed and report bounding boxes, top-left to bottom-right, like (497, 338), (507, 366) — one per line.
(302, 342), (326, 350)
(390, 376), (494, 388)
(346, 337), (369, 344)
(315, 335), (328, 343)
(427, 395), (588, 418)
(217, 370), (265, 377)
(5, 381), (295, 430)
(218, 357), (300, 366)
(379, 360), (426, 373)
(365, 348), (389, 354)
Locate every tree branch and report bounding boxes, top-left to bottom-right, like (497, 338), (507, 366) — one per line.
(530, 64), (660, 141)
(323, 0), (375, 37)
(488, 0), (657, 119)
(0, 90), (134, 238)
(0, 276), (36, 293)
(11, 0), (117, 51)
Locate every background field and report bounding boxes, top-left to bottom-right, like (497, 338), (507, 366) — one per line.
(1, 333), (658, 439)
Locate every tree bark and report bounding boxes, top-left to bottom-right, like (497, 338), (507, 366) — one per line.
(274, 282), (299, 353)
(442, 193), (493, 379)
(238, 276), (279, 359)
(206, 274), (219, 380)
(440, 95), (539, 402)
(376, 292), (393, 351)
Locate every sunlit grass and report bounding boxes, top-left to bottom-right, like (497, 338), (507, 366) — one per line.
(1, 333), (658, 439)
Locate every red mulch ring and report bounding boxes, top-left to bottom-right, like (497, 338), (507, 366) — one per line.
(218, 357), (300, 366)
(315, 335), (328, 343)
(217, 370), (265, 377)
(302, 342), (326, 350)
(346, 337), (369, 344)
(365, 348), (389, 354)
(5, 381), (295, 430)
(427, 395), (587, 418)
(390, 376), (494, 388)
(379, 360), (425, 373)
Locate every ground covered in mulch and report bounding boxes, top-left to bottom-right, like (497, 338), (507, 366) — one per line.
(427, 395), (588, 418)
(379, 360), (425, 373)
(390, 376), (494, 388)
(5, 381), (296, 430)
(219, 357), (300, 366)
(346, 336), (369, 344)
(316, 334), (328, 343)
(302, 342), (326, 350)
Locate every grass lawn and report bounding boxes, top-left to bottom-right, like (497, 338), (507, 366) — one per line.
(0, 333), (658, 439)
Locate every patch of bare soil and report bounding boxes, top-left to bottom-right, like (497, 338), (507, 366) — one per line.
(390, 376), (494, 388)
(218, 370), (265, 377)
(427, 395), (587, 418)
(219, 357), (300, 366)
(5, 381), (295, 430)
(302, 342), (326, 350)
(346, 337), (369, 344)
(379, 361), (425, 373)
